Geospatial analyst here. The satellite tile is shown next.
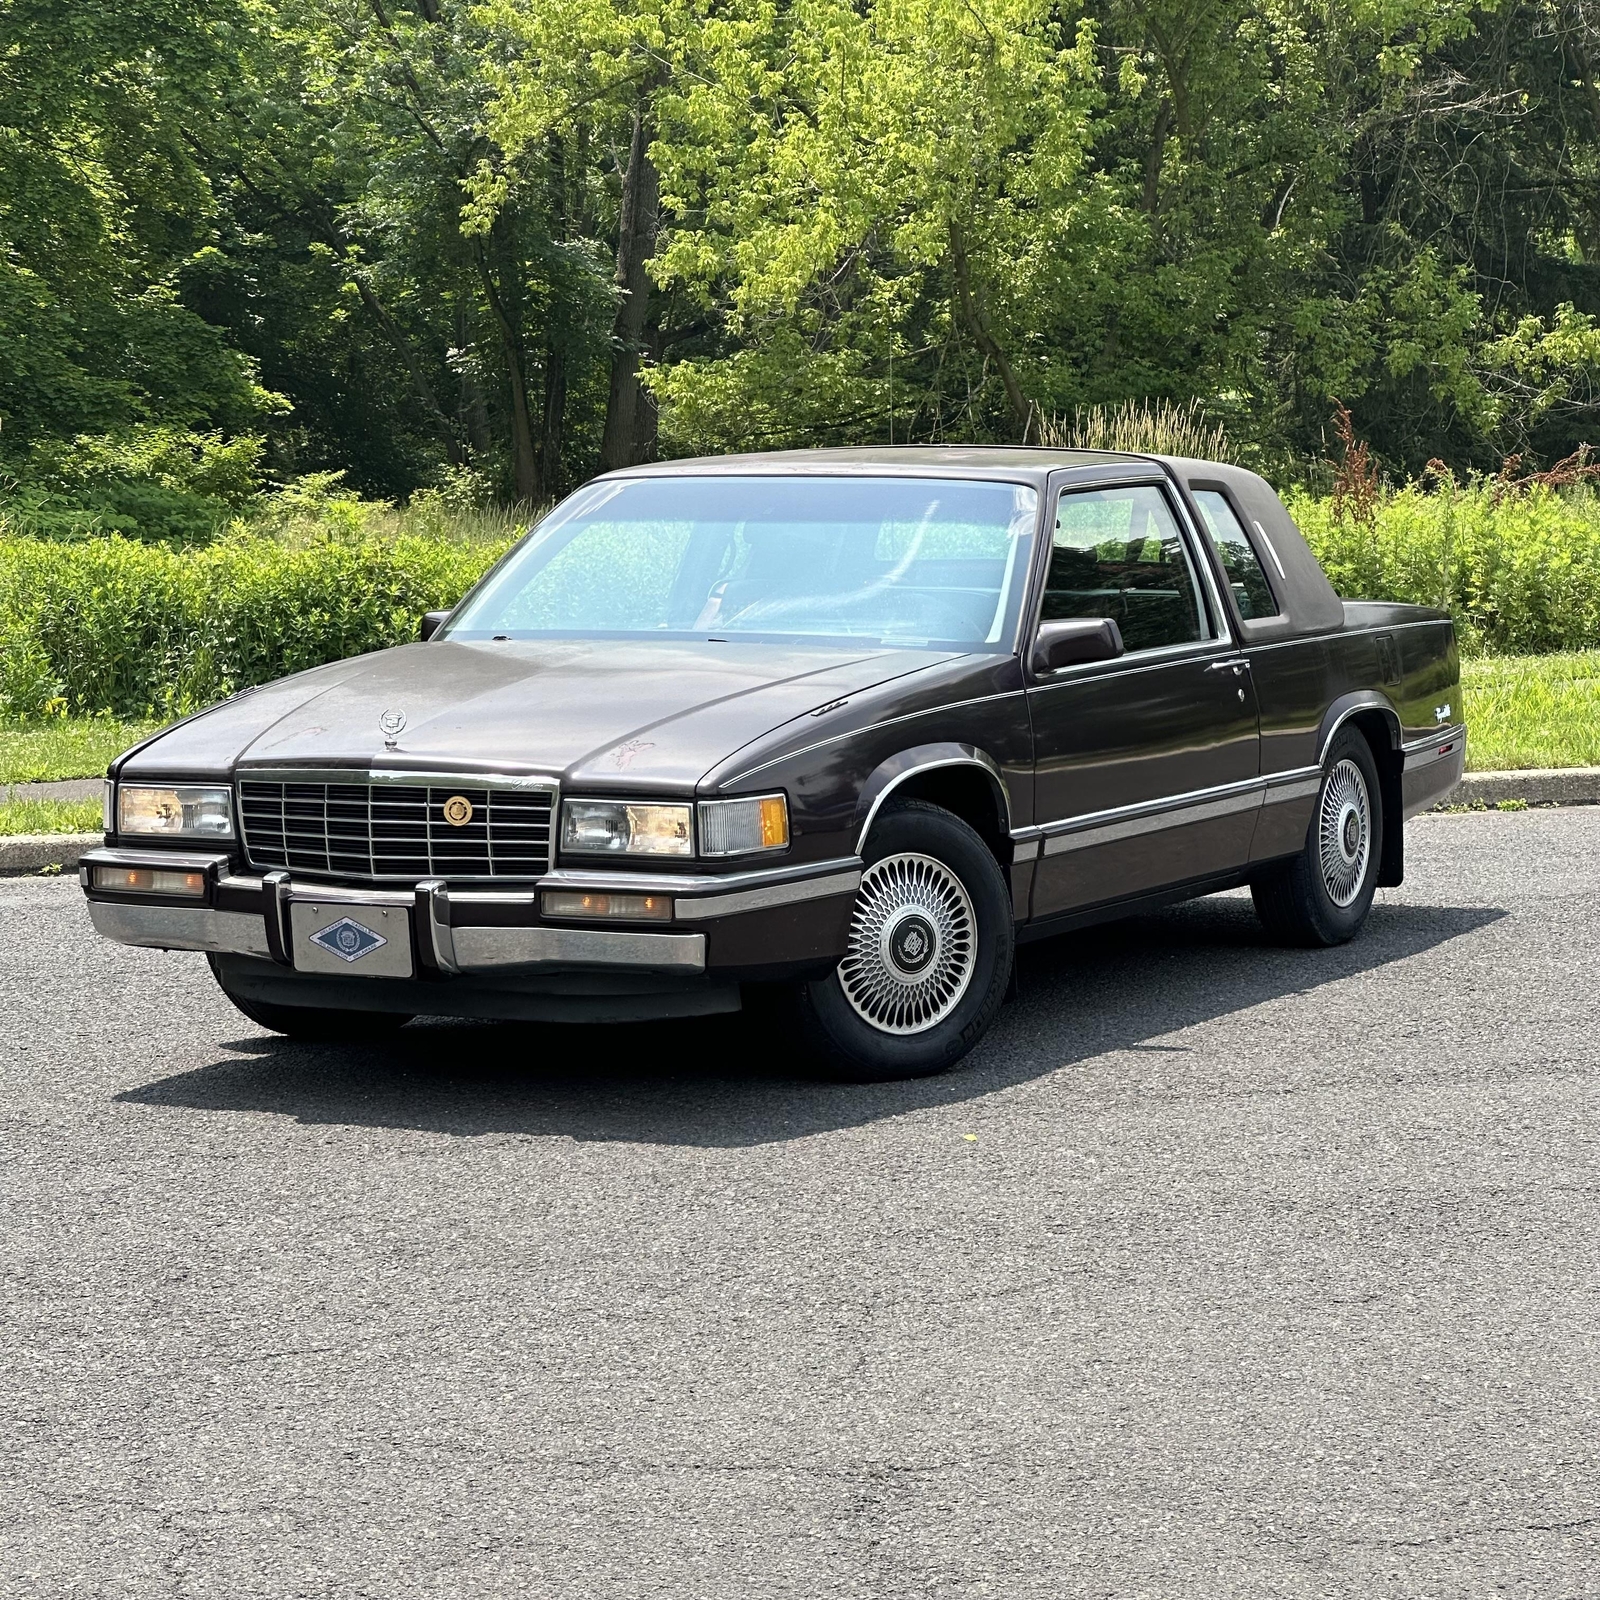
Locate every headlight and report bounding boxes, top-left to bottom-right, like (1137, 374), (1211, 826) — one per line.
(698, 794), (789, 857)
(561, 800), (693, 857)
(116, 784), (235, 840)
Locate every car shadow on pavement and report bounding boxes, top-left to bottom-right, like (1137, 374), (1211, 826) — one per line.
(115, 894), (1507, 1147)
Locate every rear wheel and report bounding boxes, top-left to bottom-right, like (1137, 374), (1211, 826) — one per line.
(1252, 728), (1384, 947)
(208, 955), (412, 1040)
(794, 801), (1013, 1081)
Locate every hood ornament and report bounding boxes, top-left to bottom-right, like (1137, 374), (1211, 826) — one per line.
(379, 708), (407, 750)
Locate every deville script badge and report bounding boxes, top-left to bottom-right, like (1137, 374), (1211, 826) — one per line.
(308, 917), (387, 964)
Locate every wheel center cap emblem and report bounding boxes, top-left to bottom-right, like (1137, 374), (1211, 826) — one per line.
(442, 795), (474, 827)
(308, 917), (387, 963)
(889, 914), (937, 976)
(1342, 810), (1360, 855)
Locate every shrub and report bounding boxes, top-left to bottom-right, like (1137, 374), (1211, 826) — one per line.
(1288, 480), (1600, 655)
(0, 427), (266, 545)
(0, 530), (505, 719)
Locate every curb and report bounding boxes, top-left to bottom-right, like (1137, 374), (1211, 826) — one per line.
(1437, 767), (1600, 810)
(0, 833), (101, 877)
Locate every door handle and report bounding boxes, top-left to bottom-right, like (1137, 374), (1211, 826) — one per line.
(1206, 659), (1250, 675)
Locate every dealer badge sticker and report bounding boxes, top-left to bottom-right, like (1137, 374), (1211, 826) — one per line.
(309, 916), (388, 963)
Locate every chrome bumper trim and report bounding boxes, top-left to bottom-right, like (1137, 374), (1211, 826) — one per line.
(1404, 726), (1467, 769)
(524, 855), (862, 900)
(284, 881), (414, 908)
(79, 846), (235, 877)
(87, 901), (272, 959)
(416, 879), (459, 974)
(450, 926), (705, 974)
(674, 869), (861, 920)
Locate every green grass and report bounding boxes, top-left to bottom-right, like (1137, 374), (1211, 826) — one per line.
(0, 718), (160, 783)
(1462, 650), (1600, 770)
(0, 797), (102, 834)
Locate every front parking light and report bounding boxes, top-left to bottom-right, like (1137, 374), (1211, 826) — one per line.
(542, 891), (673, 921)
(93, 865), (207, 897)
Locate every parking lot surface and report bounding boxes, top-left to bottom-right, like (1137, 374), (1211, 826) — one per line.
(4, 809), (1598, 1598)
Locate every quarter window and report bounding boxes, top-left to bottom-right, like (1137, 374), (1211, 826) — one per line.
(1192, 489), (1279, 619)
(1044, 485), (1212, 654)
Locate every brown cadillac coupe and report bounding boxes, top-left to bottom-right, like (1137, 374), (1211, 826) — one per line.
(82, 448), (1465, 1079)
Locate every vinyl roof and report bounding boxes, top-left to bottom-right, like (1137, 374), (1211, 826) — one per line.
(610, 445), (1152, 483)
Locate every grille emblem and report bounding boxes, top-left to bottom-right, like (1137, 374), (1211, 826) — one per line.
(442, 795), (474, 827)
(308, 917), (387, 963)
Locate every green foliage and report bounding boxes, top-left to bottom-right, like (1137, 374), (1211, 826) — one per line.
(0, 531), (504, 720)
(0, 428), (266, 544)
(1291, 482), (1600, 656)
(7, 0), (1600, 513)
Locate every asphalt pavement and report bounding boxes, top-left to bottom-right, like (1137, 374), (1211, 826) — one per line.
(3, 809), (1598, 1598)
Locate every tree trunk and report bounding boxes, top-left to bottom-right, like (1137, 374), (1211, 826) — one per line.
(540, 336), (567, 493)
(472, 237), (540, 501)
(949, 224), (1034, 441)
(599, 98), (661, 472)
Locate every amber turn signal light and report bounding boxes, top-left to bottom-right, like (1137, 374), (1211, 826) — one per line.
(94, 865), (207, 897)
(541, 891), (673, 922)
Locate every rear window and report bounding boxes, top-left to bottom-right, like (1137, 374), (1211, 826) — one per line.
(1192, 490), (1279, 620)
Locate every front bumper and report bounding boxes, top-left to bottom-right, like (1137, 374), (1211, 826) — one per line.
(81, 847), (860, 996)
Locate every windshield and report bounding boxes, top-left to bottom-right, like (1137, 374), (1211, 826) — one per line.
(444, 475), (1039, 650)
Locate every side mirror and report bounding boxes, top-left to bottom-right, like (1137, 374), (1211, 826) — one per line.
(1031, 617), (1124, 674)
(419, 610), (450, 642)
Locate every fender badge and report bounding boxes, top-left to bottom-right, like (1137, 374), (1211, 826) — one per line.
(379, 708), (407, 750)
(1434, 703), (1452, 723)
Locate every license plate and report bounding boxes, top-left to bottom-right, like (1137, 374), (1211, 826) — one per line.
(291, 900), (414, 978)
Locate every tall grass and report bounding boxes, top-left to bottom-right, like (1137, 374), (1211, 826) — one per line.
(1038, 399), (1239, 462)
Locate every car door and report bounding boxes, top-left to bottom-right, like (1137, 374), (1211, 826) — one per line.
(1026, 477), (1262, 919)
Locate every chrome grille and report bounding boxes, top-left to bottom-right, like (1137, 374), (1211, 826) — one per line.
(238, 779), (554, 880)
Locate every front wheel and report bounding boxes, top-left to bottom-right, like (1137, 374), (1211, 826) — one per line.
(1252, 728), (1384, 947)
(208, 955), (412, 1040)
(794, 801), (1013, 1081)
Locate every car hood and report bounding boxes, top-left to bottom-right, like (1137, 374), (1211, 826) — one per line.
(120, 638), (969, 792)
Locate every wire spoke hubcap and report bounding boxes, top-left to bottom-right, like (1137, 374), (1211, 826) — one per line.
(1318, 758), (1372, 908)
(838, 852), (977, 1035)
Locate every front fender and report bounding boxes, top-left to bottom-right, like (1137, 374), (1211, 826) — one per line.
(852, 743), (1013, 854)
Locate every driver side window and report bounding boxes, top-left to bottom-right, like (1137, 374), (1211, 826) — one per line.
(1044, 485), (1214, 654)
